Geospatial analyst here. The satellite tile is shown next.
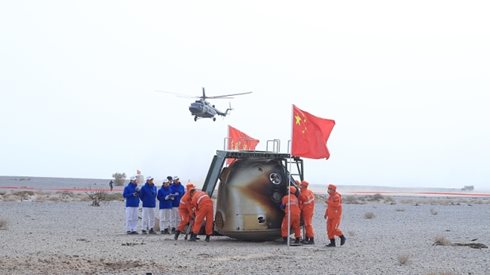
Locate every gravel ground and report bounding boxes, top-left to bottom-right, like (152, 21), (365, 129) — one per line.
(0, 196), (489, 275)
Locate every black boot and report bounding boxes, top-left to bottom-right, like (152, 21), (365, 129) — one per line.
(294, 237), (300, 244)
(306, 237), (315, 245)
(282, 237), (287, 244)
(326, 238), (336, 247)
(189, 233), (197, 241)
(301, 238), (309, 244)
(174, 230), (180, 240)
(340, 235), (346, 246)
(185, 234), (199, 240)
(205, 235), (210, 242)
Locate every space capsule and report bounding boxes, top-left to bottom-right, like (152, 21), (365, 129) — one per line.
(202, 150), (303, 241)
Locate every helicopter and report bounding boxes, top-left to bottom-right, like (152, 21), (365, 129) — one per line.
(157, 88), (252, 121)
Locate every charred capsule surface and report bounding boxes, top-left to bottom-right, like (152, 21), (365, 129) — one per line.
(215, 158), (288, 241)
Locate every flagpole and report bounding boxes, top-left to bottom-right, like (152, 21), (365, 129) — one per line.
(290, 104), (294, 157)
(287, 104), (294, 247)
(287, 187), (291, 247)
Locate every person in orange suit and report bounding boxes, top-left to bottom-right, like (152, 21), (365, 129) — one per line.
(299, 180), (315, 244)
(324, 184), (346, 247)
(281, 186), (301, 244)
(189, 188), (214, 242)
(174, 183), (195, 240)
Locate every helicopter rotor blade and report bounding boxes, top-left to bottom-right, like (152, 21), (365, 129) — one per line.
(154, 90), (199, 99)
(205, 91), (253, 99)
(156, 89), (252, 101)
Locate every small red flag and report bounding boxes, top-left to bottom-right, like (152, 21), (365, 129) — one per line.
(227, 125), (259, 165)
(291, 105), (335, 159)
(227, 125), (259, 151)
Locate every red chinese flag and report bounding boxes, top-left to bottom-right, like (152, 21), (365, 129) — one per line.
(227, 125), (259, 151)
(291, 105), (335, 159)
(227, 125), (259, 165)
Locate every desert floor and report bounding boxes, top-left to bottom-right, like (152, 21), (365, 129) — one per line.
(0, 192), (489, 275)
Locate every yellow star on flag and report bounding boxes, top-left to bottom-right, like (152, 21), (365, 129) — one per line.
(295, 112), (308, 134)
(295, 114), (302, 125)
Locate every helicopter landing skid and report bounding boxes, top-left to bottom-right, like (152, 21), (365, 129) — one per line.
(193, 116), (216, 122)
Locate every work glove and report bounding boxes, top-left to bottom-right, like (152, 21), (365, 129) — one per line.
(324, 214), (327, 219)
(165, 195), (170, 200)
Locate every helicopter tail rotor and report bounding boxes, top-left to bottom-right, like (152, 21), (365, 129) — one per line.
(224, 102), (233, 116)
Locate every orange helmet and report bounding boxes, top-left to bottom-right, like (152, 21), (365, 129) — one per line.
(289, 186), (297, 194)
(186, 183), (196, 191)
(300, 180), (309, 188)
(327, 184), (336, 191)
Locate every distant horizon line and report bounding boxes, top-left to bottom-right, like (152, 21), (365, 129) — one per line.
(0, 175), (484, 191)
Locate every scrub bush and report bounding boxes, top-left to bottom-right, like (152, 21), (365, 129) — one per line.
(0, 218), (7, 230)
(343, 195), (362, 204)
(364, 212), (375, 219)
(433, 235), (451, 246)
(112, 172), (127, 186)
(398, 254), (410, 265)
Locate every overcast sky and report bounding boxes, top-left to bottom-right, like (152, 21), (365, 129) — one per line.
(1, 1), (489, 190)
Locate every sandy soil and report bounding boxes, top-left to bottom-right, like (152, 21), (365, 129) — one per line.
(0, 193), (489, 275)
